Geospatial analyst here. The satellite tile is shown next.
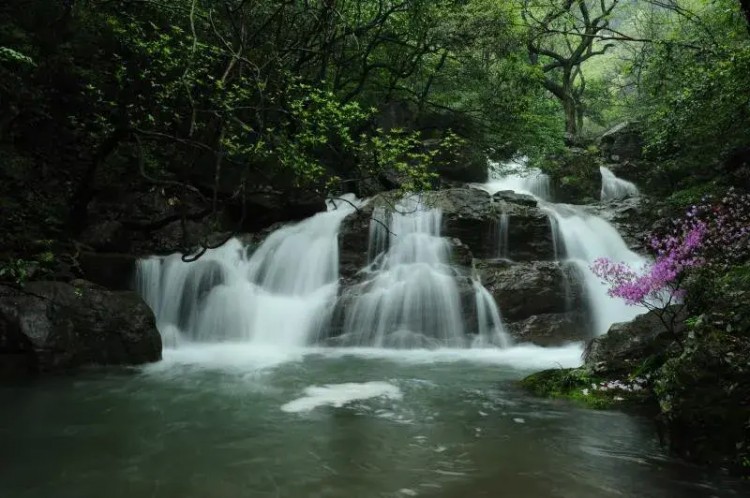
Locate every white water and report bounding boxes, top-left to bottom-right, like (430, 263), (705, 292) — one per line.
(545, 204), (648, 335)
(136, 195), (360, 348)
(281, 381), (403, 413)
(600, 166), (639, 201)
(477, 159), (648, 336)
(482, 158), (552, 200)
(339, 196), (510, 348)
(495, 212), (510, 259)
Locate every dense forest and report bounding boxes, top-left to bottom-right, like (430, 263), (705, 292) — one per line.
(2, 0), (750, 488)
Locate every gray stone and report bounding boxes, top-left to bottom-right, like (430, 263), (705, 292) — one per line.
(584, 308), (685, 375)
(476, 260), (586, 321)
(0, 281), (161, 376)
(506, 312), (589, 347)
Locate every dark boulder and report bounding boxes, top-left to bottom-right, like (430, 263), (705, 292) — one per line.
(492, 190), (538, 207)
(506, 312), (589, 346)
(654, 329), (750, 474)
(476, 260), (586, 321)
(0, 281), (161, 376)
(599, 122), (644, 163)
(427, 188), (555, 260)
(584, 308), (684, 376)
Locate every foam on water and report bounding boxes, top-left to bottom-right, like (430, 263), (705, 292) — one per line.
(281, 381), (403, 413)
(144, 343), (584, 374)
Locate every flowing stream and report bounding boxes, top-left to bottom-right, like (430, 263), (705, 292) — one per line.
(2, 164), (748, 497)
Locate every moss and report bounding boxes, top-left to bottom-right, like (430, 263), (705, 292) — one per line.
(520, 368), (653, 411)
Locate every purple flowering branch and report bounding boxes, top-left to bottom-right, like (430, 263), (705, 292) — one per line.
(591, 188), (750, 336)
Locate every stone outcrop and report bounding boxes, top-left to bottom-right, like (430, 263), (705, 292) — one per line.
(337, 188), (556, 273)
(0, 281), (161, 377)
(475, 260), (589, 345)
(584, 308), (684, 376)
(598, 121), (643, 164)
(505, 312), (589, 347)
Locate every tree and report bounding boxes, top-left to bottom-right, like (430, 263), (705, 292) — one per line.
(522, 0), (620, 139)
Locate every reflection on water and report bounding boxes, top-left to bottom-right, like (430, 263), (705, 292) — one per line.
(0, 349), (747, 498)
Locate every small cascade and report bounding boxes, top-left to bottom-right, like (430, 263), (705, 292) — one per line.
(478, 158), (649, 336)
(136, 196), (359, 348)
(338, 196), (510, 348)
(482, 158), (552, 201)
(600, 166), (639, 201)
(495, 212), (510, 260)
(545, 204), (647, 335)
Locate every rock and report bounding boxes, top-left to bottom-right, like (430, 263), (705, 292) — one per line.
(426, 188), (555, 260)
(506, 312), (589, 346)
(0, 281), (161, 376)
(654, 330), (750, 474)
(338, 203), (377, 285)
(599, 122), (643, 163)
(79, 252), (137, 290)
(546, 149), (601, 204)
(475, 260), (586, 321)
(492, 190), (538, 207)
(584, 308), (684, 376)
(337, 189), (557, 279)
(593, 197), (650, 251)
(82, 184), (326, 255)
(448, 238), (474, 270)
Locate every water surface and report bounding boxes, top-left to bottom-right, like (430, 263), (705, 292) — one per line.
(1, 346), (746, 498)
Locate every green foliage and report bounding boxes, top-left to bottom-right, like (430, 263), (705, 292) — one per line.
(0, 46), (33, 65)
(0, 259), (34, 286)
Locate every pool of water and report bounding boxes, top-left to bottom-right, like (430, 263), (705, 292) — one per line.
(1, 344), (746, 498)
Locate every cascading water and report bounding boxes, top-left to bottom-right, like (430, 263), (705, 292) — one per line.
(136, 196), (359, 348)
(477, 158), (649, 336)
(600, 166), (639, 201)
(138, 193), (509, 350)
(483, 158), (552, 200)
(338, 196), (509, 348)
(495, 212), (510, 260)
(545, 204), (647, 335)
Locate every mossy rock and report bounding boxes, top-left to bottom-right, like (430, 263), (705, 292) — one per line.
(654, 330), (750, 475)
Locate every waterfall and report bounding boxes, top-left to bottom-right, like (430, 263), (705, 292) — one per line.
(495, 212), (510, 260)
(136, 196), (359, 348)
(337, 196), (510, 348)
(478, 158), (649, 336)
(600, 166), (639, 201)
(482, 158), (552, 200)
(545, 204), (647, 335)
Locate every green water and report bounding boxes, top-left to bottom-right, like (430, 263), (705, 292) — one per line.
(1, 345), (746, 497)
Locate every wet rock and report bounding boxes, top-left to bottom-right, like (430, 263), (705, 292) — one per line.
(0, 281), (161, 376)
(506, 312), (589, 347)
(475, 260), (585, 321)
(492, 190), (538, 207)
(427, 188), (555, 260)
(584, 308), (684, 376)
(599, 121), (643, 163)
(654, 329), (750, 474)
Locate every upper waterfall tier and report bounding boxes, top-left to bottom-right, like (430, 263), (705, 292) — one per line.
(474, 158), (649, 336)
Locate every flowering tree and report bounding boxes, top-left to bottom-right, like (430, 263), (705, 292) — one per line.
(592, 188), (750, 335)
